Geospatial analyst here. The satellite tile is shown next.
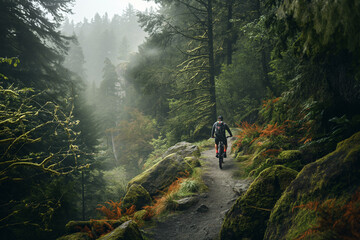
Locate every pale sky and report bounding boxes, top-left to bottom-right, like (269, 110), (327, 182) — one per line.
(67, 0), (158, 23)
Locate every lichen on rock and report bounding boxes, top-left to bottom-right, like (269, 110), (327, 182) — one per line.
(220, 165), (298, 240)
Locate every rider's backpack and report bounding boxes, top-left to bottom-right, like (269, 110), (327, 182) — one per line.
(214, 121), (225, 137)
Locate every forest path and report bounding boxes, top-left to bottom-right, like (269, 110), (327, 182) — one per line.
(143, 140), (251, 240)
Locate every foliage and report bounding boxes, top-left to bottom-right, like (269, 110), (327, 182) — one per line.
(292, 190), (360, 240)
(96, 200), (135, 220)
(143, 136), (169, 170)
(0, 84), (85, 179)
(102, 166), (128, 200)
(112, 109), (157, 176)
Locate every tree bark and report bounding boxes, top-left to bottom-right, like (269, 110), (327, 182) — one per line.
(226, 0), (233, 65)
(110, 131), (118, 167)
(207, 0), (217, 121)
(81, 170), (85, 221)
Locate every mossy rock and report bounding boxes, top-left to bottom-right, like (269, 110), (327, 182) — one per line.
(133, 210), (147, 221)
(220, 165), (298, 240)
(278, 150), (302, 162)
(122, 184), (152, 210)
(57, 232), (91, 240)
(97, 220), (143, 240)
(184, 156), (201, 168)
(163, 141), (201, 158)
(264, 131), (360, 240)
(127, 153), (191, 196)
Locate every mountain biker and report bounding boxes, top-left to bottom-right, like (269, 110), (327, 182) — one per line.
(211, 115), (233, 158)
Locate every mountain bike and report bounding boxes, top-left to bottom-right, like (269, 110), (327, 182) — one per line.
(217, 136), (230, 169)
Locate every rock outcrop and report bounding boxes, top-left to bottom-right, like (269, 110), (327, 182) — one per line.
(163, 141), (201, 158)
(98, 220), (143, 240)
(122, 184), (152, 210)
(127, 153), (195, 196)
(264, 132), (360, 240)
(220, 165), (298, 240)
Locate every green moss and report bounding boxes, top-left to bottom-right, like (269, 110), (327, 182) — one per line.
(127, 153), (191, 196)
(220, 165), (298, 240)
(278, 150), (302, 161)
(286, 209), (317, 240)
(264, 132), (360, 239)
(122, 184), (152, 210)
(184, 156), (201, 168)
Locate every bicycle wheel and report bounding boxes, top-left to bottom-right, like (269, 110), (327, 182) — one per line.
(219, 155), (223, 169)
(219, 143), (224, 169)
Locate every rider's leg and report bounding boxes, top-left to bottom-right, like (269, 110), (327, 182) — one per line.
(215, 138), (219, 157)
(224, 142), (228, 158)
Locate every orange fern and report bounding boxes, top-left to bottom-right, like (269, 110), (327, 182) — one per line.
(125, 205), (136, 216)
(142, 176), (188, 219)
(233, 121), (262, 150)
(260, 122), (285, 138)
(96, 200), (123, 219)
(262, 97), (281, 110)
(262, 148), (281, 158)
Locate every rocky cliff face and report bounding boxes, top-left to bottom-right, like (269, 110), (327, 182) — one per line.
(221, 131), (360, 240)
(264, 131), (360, 239)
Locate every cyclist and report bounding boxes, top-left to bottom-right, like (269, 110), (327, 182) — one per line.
(211, 115), (233, 158)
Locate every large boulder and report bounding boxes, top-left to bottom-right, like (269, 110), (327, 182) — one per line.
(220, 165), (298, 240)
(127, 153), (192, 196)
(97, 220), (143, 240)
(163, 141), (201, 158)
(122, 184), (152, 210)
(264, 132), (360, 240)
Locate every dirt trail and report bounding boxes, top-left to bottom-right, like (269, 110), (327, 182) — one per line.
(144, 140), (251, 240)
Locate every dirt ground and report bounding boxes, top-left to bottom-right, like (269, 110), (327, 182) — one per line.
(143, 140), (251, 240)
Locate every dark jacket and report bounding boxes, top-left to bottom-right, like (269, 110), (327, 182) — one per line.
(211, 121), (233, 138)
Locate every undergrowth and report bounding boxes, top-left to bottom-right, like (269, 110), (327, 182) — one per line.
(74, 200), (137, 239)
(292, 190), (360, 240)
(232, 97), (316, 177)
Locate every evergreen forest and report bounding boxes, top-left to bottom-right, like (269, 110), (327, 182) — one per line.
(1, 0), (360, 239)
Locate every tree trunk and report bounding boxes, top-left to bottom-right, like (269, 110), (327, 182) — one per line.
(207, 0), (217, 121)
(81, 170), (85, 221)
(111, 131), (118, 167)
(255, 0), (274, 94)
(226, 0), (233, 65)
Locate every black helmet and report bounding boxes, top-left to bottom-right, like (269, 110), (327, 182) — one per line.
(218, 115), (223, 121)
